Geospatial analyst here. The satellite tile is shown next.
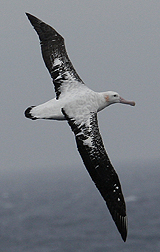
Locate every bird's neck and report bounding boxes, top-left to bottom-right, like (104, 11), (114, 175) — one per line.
(97, 92), (110, 112)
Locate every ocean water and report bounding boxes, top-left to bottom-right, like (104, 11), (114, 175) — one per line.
(0, 160), (160, 252)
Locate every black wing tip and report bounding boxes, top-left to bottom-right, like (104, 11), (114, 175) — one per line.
(25, 12), (63, 43)
(25, 12), (38, 20)
(122, 234), (127, 242)
(121, 219), (127, 242)
(107, 202), (127, 241)
(25, 12), (42, 26)
(25, 12), (31, 18)
(25, 12), (35, 21)
(116, 214), (128, 242)
(24, 106), (37, 120)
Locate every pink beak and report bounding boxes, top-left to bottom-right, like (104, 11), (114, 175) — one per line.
(120, 97), (135, 106)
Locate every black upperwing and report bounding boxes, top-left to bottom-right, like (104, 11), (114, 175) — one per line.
(26, 13), (84, 99)
(62, 108), (127, 242)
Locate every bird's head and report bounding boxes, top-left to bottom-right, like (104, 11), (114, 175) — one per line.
(104, 91), (135, 106)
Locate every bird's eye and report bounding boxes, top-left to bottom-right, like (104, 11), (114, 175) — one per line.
(113, 94), (118, 97)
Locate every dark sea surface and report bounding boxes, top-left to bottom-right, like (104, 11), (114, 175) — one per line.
(0, 160), (160, 252)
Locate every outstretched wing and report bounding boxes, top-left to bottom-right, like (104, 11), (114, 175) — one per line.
(26, 13), (84, 99)
(62, 108), (127, 242)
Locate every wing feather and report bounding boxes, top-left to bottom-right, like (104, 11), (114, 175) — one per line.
(62, 108), (127, 241)
(26, 13), (84, 99)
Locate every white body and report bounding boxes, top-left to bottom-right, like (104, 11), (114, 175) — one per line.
(30, 85), (117, 122)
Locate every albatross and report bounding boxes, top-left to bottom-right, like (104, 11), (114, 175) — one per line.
(24, 13), (135, 242)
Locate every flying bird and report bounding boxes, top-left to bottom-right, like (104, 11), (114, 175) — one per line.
(24, 13), (135, 242)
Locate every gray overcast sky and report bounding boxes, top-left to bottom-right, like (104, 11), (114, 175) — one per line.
(1, 1), (160, 172)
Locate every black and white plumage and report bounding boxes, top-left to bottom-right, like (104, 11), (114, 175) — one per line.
(24, 13), (135, 242)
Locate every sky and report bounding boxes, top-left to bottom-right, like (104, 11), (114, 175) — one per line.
(1, 1), (160, 173)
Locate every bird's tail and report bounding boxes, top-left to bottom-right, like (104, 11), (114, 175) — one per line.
(24, 106), (37, 120)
